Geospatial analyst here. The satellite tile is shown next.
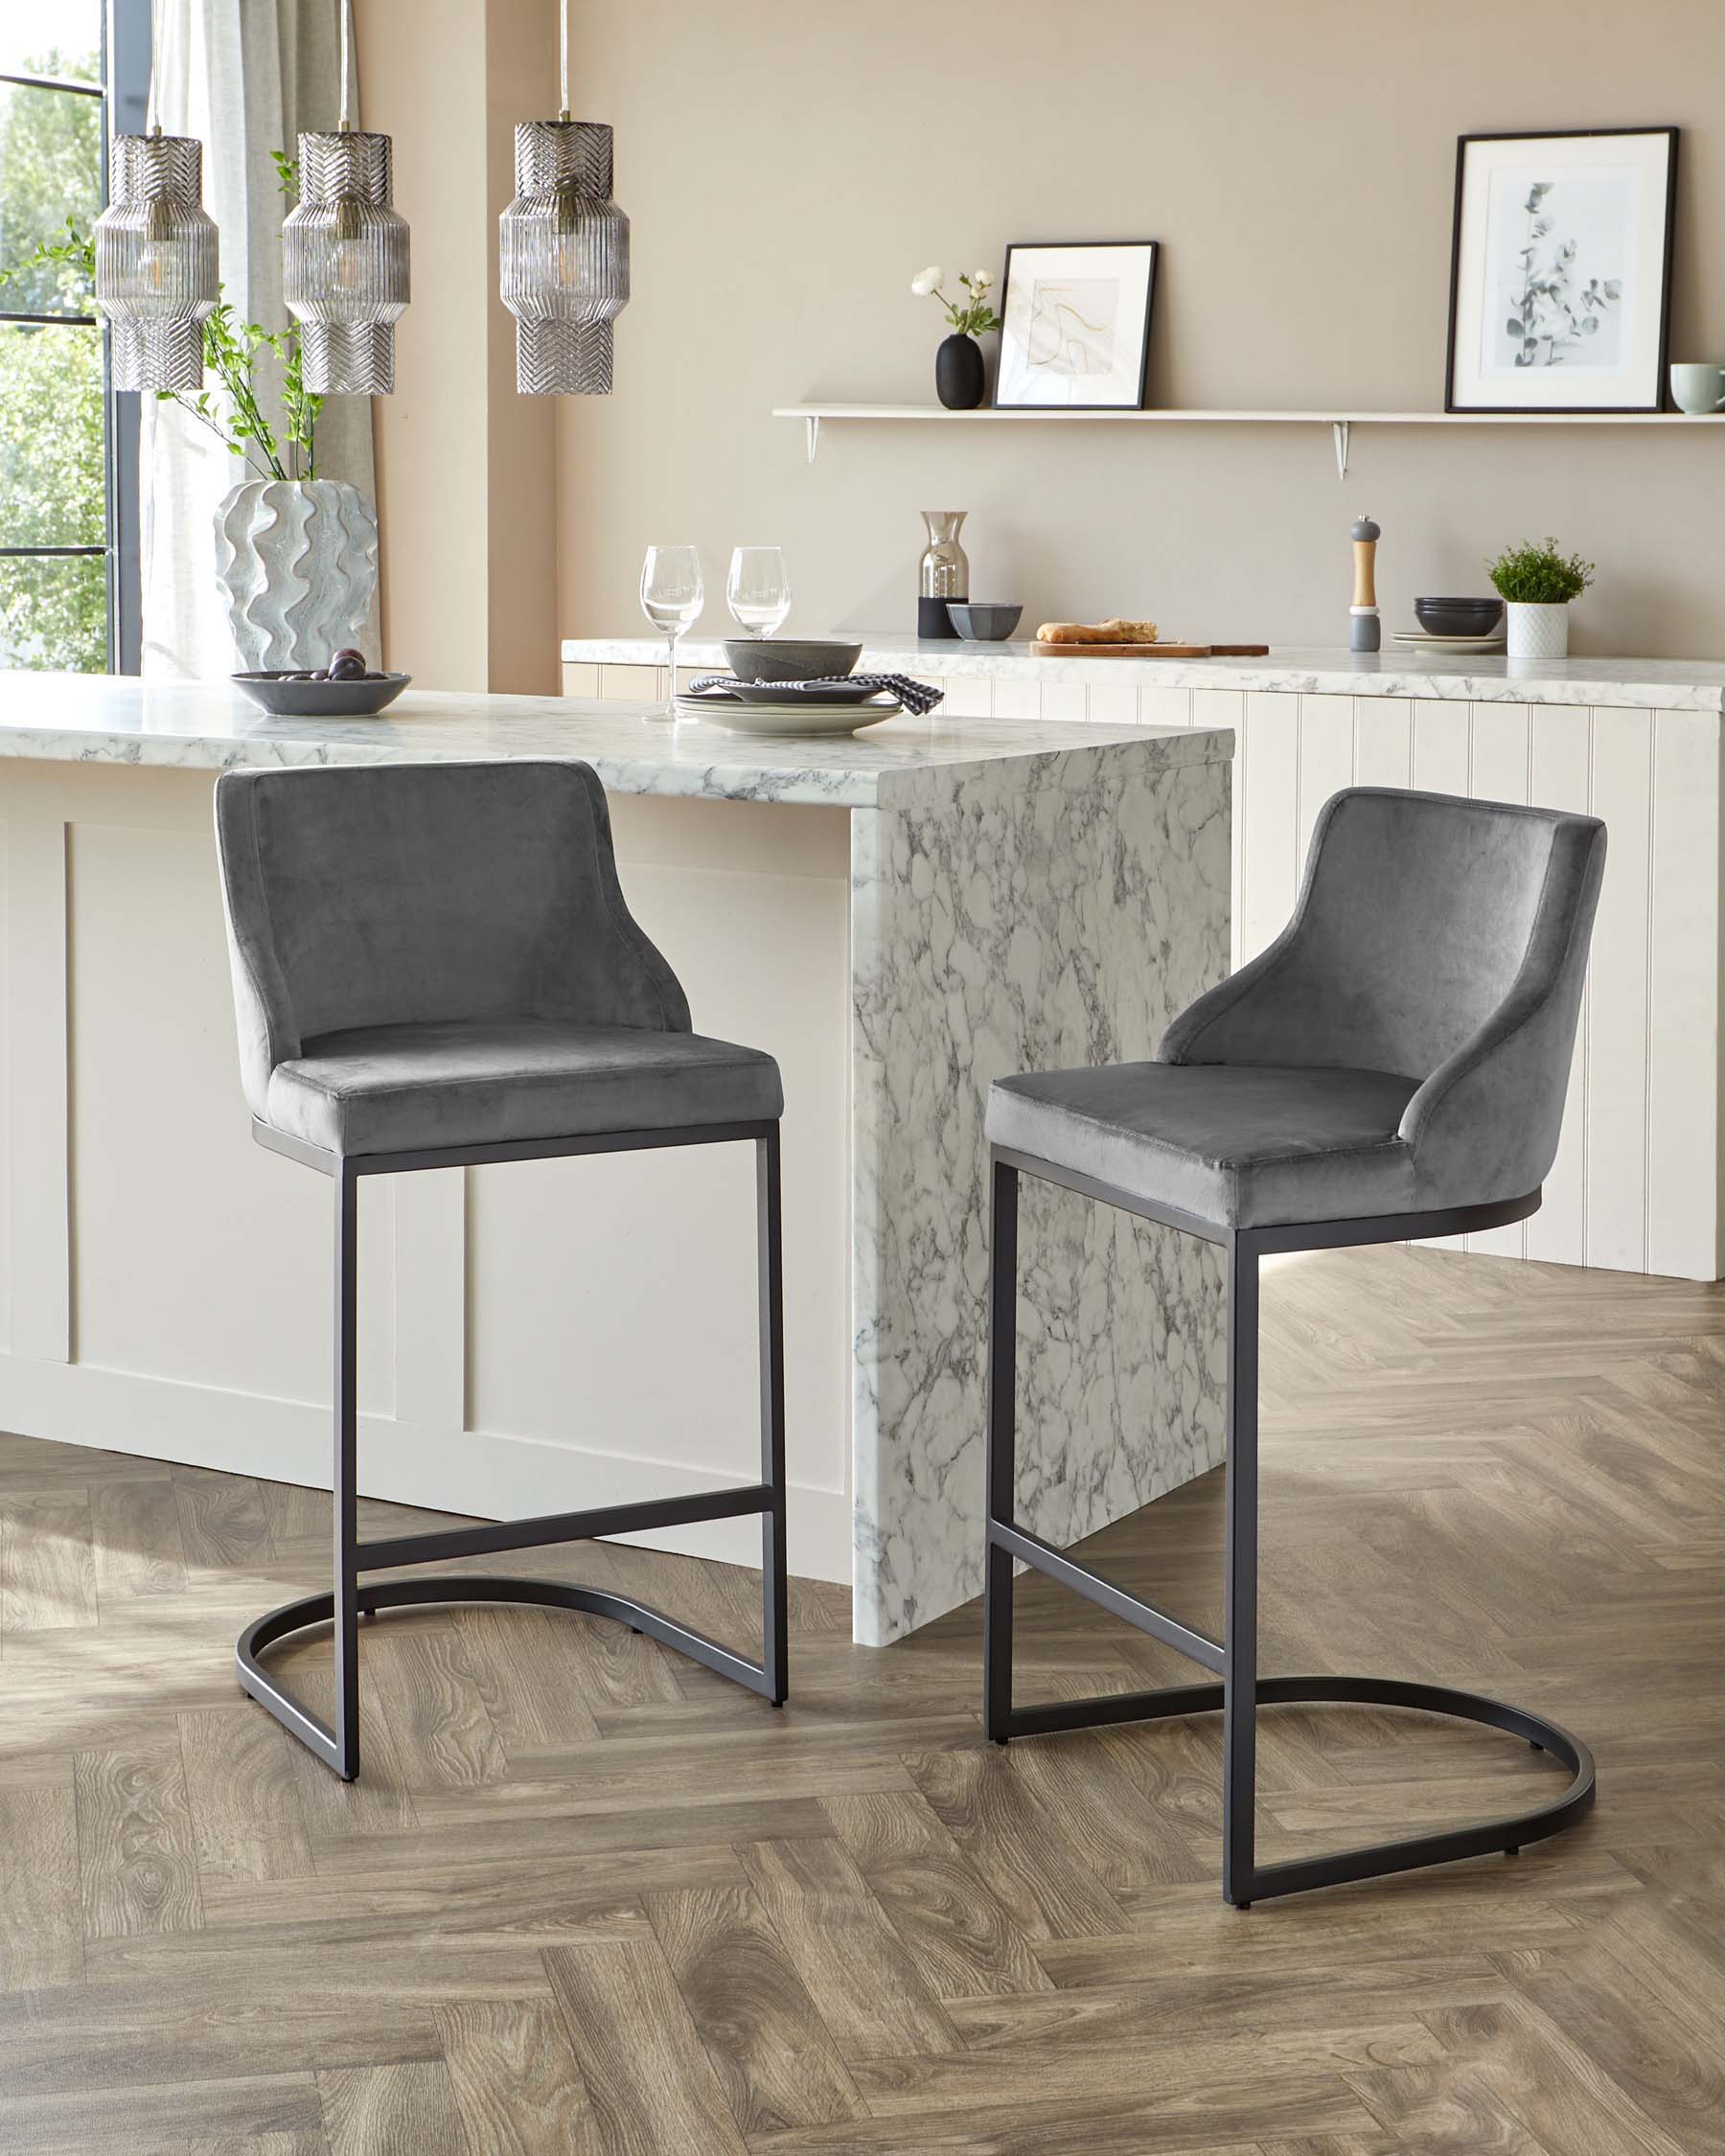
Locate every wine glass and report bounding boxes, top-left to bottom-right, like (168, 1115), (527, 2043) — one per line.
(726, 546), (792, 639)
(638, 544), (703, 722)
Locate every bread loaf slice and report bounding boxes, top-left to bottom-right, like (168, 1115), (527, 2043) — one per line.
(1035, 618), (1160, 645)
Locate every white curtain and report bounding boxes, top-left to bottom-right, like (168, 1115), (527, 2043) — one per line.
(141, 0), (376, 678)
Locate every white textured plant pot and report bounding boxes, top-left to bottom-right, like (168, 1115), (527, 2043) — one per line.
(214, 479), (379, 672)
(1505, 601), (1570, 660)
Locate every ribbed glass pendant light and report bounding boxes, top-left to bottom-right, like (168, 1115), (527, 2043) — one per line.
(499, 0), (630, 395)
(283, 0), (410, 396)
(91, 0), (218, 392)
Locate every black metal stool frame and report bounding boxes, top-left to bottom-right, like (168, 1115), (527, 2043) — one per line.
(237, 1116), (788, 1780)
(984, 1143), (1595, 1907)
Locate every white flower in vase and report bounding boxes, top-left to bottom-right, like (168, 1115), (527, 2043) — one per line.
(909, 265), (943, 297)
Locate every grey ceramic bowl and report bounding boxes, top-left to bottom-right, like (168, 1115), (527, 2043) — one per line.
(1414, 596), (1503, 637)
(946, 602), (1024, 641)
(722, 637), (862, 684)
(233, 671), (412, 717)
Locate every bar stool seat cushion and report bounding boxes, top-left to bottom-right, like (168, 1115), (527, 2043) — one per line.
(268, 1019), (783, 1158)
(989, 790), (1609, 1233)
(987, 1061), (1421, 1229)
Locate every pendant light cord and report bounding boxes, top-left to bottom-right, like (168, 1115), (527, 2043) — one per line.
(145, 0), (160, 132)
(338, 0), (354, 130)
(559, 0), (570, 121)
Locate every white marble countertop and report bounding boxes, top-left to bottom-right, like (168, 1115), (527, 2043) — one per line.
(562, 632), (1725, 714)
(0, 673), (1230, 808)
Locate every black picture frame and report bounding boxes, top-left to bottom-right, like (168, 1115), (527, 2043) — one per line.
(992, 240), (1159, 412)
(1444, 126), (1678, 415)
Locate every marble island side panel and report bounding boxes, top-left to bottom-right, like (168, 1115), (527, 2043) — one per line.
(850, 734), (1232, 1643)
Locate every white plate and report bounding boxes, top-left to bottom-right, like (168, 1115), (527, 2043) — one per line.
(1392, 631), (1506, 653)
(676, 694), (902, 738)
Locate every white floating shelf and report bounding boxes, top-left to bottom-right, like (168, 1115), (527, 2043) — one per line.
(771, 402), (1708, 478)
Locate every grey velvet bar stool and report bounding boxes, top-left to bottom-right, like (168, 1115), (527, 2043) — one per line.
(214, 758), (788, 1780)
(983, 786), (1607, 1906)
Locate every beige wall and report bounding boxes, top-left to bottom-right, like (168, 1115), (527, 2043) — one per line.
(484, 0), (560, 693)
(546, 0), (1725, 659)
(356, 0), (560, 691)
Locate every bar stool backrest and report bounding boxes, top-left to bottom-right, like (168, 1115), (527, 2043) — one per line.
(1159, 787), (1607, 1204)
(214, 760), (690, 1121)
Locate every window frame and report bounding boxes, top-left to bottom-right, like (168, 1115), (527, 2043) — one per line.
(0, 0), (150, 673)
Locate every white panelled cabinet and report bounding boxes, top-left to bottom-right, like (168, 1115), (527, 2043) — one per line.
(1198, 690), (1719, 1279)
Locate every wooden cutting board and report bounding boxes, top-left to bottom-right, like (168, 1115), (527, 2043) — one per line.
(1032, 640), (1270, 658)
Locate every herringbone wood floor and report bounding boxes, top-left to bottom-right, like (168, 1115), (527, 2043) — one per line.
(0, 1243), (1721, 2153)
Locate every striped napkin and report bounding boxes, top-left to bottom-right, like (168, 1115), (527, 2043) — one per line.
(688, 674), (945, 716)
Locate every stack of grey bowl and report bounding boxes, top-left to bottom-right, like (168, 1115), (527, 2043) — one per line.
(1413, 596), (1505, 637)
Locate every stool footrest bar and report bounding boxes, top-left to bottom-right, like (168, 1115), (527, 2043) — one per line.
(358, 1483), (772, 1572)
(995, 1683), (1223, 1738)
(990, 1518), (1224, 1674)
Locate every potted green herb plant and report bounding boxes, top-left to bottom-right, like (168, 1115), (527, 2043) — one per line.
(3, 152), (378, 673)
(1486, 538), (1595, 660)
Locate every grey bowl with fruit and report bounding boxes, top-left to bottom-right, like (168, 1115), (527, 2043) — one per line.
(233, 649), (412, 717)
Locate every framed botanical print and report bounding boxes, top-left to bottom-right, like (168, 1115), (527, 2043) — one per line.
(1445, 127), (1677, 412)
(994, 241), (1158, 410)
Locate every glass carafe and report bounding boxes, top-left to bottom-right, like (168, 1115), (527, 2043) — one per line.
(918, 510), (969, 639)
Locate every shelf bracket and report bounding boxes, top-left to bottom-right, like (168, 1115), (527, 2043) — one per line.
(804, 414), (820, 466)
(1332, 419), (1350, 481)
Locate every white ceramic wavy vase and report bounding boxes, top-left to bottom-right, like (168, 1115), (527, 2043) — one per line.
(214, 479), (379, 672)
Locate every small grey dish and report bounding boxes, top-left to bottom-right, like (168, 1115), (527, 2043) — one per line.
(723, 637), (862, 684)
(945, 601), (1023, 641)
(233, 671), (412, 718)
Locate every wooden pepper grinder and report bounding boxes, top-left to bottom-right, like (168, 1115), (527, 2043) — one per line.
(1349, 513), (1382, 653)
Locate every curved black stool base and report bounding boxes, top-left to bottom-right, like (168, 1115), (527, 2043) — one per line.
(237, 1118), (789, 1783)
(238, 1574), (782, 1781)
(993, 1674), (1595, 1906)
(983, 1155), (1596, 1909)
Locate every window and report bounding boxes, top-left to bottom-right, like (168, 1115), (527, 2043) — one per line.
(0, 0), (145, 673)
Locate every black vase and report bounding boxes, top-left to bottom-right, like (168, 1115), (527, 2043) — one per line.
(934, 333), (985, 410)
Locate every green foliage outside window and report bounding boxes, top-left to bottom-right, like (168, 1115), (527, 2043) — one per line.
(0, 57), (101, 313)
(0, 46), (107, 671)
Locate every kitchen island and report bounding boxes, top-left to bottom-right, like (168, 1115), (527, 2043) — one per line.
(571, 636), (1725, 1282)
(0, 674), (1231, 1643)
